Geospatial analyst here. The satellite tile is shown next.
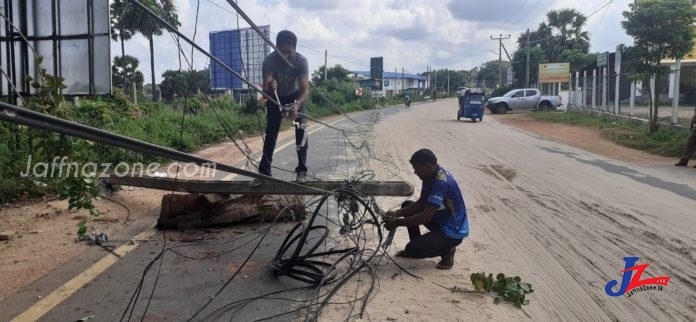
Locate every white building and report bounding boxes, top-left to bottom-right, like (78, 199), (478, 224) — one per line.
(352, 71), (428, 96)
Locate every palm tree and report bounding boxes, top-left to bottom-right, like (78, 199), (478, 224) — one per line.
(112, 55), (144, 92)
(545, 9), (590, 62)
(110, 0), (134, 58)
(119, 0), (180, 100)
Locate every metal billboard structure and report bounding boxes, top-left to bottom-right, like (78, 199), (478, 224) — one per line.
(209, 25), (270, 91)
(0, 0), (111, 99)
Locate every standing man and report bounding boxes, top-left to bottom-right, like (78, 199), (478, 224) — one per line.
(384, 148), (469, 269)
(252, 30), (309, 186)
(675, 107), (696, 167)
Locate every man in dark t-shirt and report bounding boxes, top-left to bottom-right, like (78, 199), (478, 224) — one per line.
(252, 30), (310, 186)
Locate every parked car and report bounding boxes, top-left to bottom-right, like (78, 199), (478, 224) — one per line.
(486, 88), (562, 114)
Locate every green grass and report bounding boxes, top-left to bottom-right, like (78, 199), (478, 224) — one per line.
(0, 91), (386, 203)
(528, 111), (689, 157)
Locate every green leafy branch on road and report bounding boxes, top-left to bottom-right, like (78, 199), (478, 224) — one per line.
(433, 272), (534, 309)
(469, 272), (534, 309)
(435, 272), (534, 309)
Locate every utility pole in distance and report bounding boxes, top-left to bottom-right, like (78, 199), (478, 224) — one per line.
(490, 33), (511, 88)
(526, 29), (530, 88)
(324, 50), (328, 81)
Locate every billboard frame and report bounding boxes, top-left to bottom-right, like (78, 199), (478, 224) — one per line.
(0, 0), (111, 100)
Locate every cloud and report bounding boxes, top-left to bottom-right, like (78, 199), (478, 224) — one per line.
(385, 24), (430, 42)
(447, 0), (555, 26)
(292, 17), (337, 41)
(112, 0), (636, 83)
(287, 0), (342, 11)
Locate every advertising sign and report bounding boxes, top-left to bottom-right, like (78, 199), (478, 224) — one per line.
(538, 63), (570, 83)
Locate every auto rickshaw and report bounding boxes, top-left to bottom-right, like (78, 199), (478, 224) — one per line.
(457, 88), (485, 122)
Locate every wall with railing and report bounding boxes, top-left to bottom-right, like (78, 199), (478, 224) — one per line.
(567, 62), (696, 128)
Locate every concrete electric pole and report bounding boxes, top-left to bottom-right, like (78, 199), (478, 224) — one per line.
(324, 50), (328, 81)
(490, 34), (511, 88)
(526, 29), (530, 88)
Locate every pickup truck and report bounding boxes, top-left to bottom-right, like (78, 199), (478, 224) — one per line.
(486, 88), (562, 114)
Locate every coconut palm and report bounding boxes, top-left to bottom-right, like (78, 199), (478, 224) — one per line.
(110, 0), (135, 58)
(545, 9), (590, 62)
(115, 0), (180, 100)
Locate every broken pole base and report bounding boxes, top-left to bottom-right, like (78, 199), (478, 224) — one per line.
(158, 193), (306, 230)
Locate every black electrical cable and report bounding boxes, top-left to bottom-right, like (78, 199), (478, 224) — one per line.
(190, 183), (399, 321)
(270, 188), (381, 286)
(167, 231), (263, 260)
(200, 286), (313, 321)
(185, 202), (295, 321)
(139, 92), (192, 320)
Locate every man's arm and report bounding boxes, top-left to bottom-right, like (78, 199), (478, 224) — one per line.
(262, 74), (275, 96)
(384, 202), (437, 230)
(297, 76), (309, 106)
(395, 203), (438, 227)
(388, 192), (427, 218)
(296, 55), (310, 107)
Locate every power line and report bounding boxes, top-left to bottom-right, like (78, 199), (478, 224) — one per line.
(502, 0), (533, 27)
(511, 0), (544, 26)
(586, 0), (614, 19)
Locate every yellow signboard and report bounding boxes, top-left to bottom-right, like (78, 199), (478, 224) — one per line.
(538, 63), (570, 83)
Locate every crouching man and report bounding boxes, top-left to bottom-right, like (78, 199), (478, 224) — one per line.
(384, 148), (469, 269)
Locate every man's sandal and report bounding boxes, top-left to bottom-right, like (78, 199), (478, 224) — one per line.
(395, 250), (413, 258)
(436, 247), (455, 270)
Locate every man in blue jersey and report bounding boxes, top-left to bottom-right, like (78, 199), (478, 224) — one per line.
(384, 148), (469, 269)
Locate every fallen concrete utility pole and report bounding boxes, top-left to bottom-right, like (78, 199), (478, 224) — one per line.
(102, 175), (413, 230)
(102, 175), (414, 196)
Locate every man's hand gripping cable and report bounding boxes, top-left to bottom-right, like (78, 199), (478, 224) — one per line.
(377, 207), (396, 249)
(274, 90), (298, 119)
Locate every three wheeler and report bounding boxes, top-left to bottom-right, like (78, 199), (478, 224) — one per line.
(457, 88), (486, 122)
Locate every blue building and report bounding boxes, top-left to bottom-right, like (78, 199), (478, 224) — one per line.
(209, 26), (270, 92)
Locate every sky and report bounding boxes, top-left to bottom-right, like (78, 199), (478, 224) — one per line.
(114, 0), (635, 84)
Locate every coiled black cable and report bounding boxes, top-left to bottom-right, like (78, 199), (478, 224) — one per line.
(271, 188), (383, 286)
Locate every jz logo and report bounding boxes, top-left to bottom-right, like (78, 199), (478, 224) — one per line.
(605, 257), (670, 297)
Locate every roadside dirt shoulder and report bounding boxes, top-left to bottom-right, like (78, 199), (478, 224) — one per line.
(492, 113), (672, 166)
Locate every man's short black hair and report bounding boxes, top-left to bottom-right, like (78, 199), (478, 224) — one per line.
(409, 148), (437, 166)
(276, 30), (297, 47)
